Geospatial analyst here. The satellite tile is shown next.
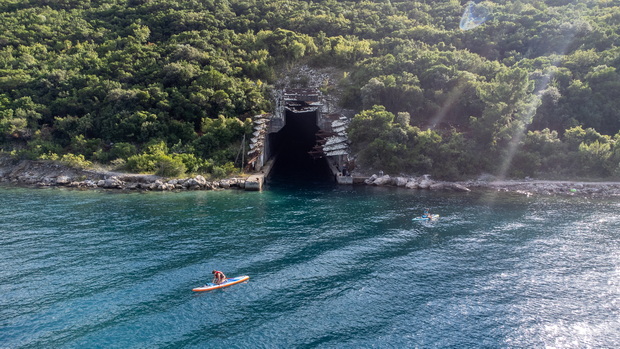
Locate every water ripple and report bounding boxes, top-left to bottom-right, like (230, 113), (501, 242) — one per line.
(1, 186), (619, 348)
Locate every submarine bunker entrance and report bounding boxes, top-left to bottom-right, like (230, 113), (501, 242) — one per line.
(268, 109), (332, 181)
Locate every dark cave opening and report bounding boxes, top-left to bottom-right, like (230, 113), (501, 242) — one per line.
(268, 110), (333, 182)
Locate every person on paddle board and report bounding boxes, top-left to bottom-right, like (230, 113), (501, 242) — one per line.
(212, 270), (226, 284)
(423, 208), (431, 218)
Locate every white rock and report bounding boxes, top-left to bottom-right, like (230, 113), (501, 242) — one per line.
(364, 174), (378, 185)
(450, 183), (471, 192)
(56, 176), (71, 185)
(419, 179), (433, 189)
(195, 175), (207, 186)
(405, 180), (419, 189)
(430, 182), (447, 190)
(394, 177), (408, 187)
(103, 177), (123, 188)
(373, 175), (391, 186)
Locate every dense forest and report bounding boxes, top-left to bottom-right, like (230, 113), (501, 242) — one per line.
(1, 0), (619, 179)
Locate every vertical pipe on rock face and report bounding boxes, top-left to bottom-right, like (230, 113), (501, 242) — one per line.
(241, 134), (245, 170)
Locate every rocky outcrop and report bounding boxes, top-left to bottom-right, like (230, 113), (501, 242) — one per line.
(372, 175), (392, 186)
(0, 156), (248, 192)
(462, 179), (620, 197)
(394, 177), (408, 187)
(359, 172), (620, 196)
(364, 173), (472, 193)
(3, 156), (620, 196)
(405, 181), (419, 189)
(449, 183), (472, 192)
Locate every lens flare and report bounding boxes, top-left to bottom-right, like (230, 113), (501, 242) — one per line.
(460, 1), (490, 31)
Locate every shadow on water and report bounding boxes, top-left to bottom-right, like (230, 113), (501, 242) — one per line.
(267, 152), (334, 190)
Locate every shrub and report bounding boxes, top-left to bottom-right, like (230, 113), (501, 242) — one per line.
(110, 142), (137, 160)
(110, 158), (126, 170)
(175, 153), (212, 174)
(125, 153), (154, 173)
(125, 151), (189, 177)
(69, 135), (102, 159)
(38, 152), (60, 161)
(221, 161), (239, 175)
(211, 162), (239, 179)
(60, 153), (92, 169)
(211, 165), (227, 179)
(155, 156), (186, 177)
(24, 139), (63, 160)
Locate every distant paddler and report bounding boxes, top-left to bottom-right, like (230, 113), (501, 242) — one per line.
(422, 208), (432, 218)
(413, 208), (439, 221)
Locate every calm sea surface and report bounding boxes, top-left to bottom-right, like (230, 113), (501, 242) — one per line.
(1, 179), (619, 348)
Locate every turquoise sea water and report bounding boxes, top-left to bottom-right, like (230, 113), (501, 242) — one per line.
(1, 181), (619, 348)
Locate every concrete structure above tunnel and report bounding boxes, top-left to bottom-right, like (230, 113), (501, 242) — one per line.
(245, 88), (353, 188)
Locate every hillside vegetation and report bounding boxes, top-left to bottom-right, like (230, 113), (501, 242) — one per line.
(1, 0), (620, 179)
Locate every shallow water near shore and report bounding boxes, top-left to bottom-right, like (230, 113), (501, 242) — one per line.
(1, 183), (619, 348)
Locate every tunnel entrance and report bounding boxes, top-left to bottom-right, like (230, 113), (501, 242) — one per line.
(268, 110), (333, 183)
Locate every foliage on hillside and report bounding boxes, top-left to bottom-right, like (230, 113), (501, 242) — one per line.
(0, 0), (619, 179)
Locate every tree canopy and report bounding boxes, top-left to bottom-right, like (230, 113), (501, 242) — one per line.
(1, 0), (619, 179)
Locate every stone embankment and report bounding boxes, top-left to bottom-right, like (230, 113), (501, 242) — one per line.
(363, 173), (620, 197)
(365, 174), (471, 192)
(464, 179), (620, 197)
(3, 157), (620, 196)
(0, 157), (247, 191)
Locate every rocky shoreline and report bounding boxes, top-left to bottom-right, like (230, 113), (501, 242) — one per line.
(2, 156), (620, 197)
(362, 173), (620, 197)
(364, 173), (472, 192)
(0, 157), (247, 191)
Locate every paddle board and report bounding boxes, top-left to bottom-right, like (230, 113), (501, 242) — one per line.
(192, 275), (250, 292)
(412, 214), (439, 221)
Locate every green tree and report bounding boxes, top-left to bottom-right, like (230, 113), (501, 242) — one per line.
(348, 105), (394, 154)
(472, 67), (539, 150)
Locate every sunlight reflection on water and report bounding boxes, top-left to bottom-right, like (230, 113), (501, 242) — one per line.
(1, 186), (619, 347)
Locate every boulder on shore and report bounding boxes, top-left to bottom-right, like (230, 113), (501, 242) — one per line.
(103, 176), (124, 189)
(449, 183), (471, 192)
(194, 175), (207, 187)
(363, 173), (474, 193)
(373, 175), (392, 186)
(0, 156), (257, 192)
(56, 175), (71, 185)
(394, 177), (408, 187)
(429, 182), (447, 190)
(364, 174), (378, 185)
(405, 180), (419, 189)
(418, 179), (433, 189)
